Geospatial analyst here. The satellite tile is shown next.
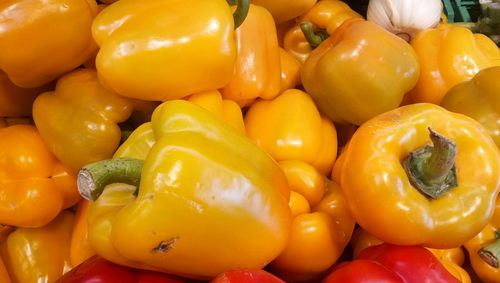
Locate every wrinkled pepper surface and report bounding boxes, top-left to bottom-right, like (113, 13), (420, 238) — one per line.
(270, 161), (355, 282)
(441, 66), (500, 148)
(221, 3), (281, 107)
(322, 244), (460, 283)
(464, 196), (500, 283)
(251, 0), (316, 24)
(245, 89), (337, 175)
(81, 100), (292, 279)
(301, 19), (420, 125)
(2, 211), (74, 283)
(0, 0), (98, 88)
(340, 103), (500, 248)
(92, 0), (236, 101)
(0, 71), (52, 117)
(283, 0), (363, 63)
(0, 125), (80, 228)
(409, 24), (500, 105)
(56, 255), (186, 283)
(33, 69), (135, 171)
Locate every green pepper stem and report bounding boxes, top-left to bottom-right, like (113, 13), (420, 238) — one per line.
(403, 128), (458, 199)
(300, 22), (329, 49)
(228, 0), (250, 29)
(478, 230), (500, 268)
(77, 158), (144, 201)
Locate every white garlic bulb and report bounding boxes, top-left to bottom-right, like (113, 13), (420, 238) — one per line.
(367, 0), (443, 41)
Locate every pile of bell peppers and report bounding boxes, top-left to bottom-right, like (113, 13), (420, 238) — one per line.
(0, 0), (500, 282)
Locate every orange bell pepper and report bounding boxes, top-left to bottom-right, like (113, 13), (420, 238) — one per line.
(301, 18), (420, 125)
(221, 3), (281, 107)
(2, 211), (74, 283)
(70, 200), (95, 267)
(0, 125), (80, 228)
(279, 48), (301, 94)
(340, 103), (500, 248)
(0, 70), (53, 117)
(32, 68), (136, 171)
(0, 117), (33, 129)
(441, 66), (500, 148)
(0, 0), (98, 88)
(270, 161), (355, 282)
(251, 0), (316, 24)
(0, 256), (11, 283)
(464, 196), (500, 283)
(187, 90), (245, 134)
(409, 24), (500, 105)
(244, 89), (338, 175)
(283, 0), (363, 63)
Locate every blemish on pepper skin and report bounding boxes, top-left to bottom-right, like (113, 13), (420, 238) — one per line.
(152, 237), (179, 253)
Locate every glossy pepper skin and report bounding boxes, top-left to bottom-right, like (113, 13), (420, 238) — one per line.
(357, 244), (459, 283)
(0, 71), (52, 117)
(0, 0), (98, 88)
(33, 68), (134, 171)
(3, 211), (74, 283)
(409, 24), (500, 105)
(322, 245), (460, 283)
(92, 0), (236, 101)
(283, 0), (363, 63)
(279, 48), (301, 94)
(441, 66), (500, 148)
(464, 196), (500, 283)
(340, 103), (500, 248)
(301, 19), (420, 125)
(221, 4), (281, 107)
(187, 90), (246, 134)
(250, 0), (316, 24)
(56, 255), (187, 283)
(84, 100), (292, 279)
(270, 164), (355, 282)
(244, 89), (338, 175)
(70, 200), (95, 267)
(210, 269), (285, 283)
(0, 125), (80, 228)
(350, 228), (471, 283)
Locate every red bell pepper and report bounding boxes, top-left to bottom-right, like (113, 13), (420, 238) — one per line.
(322, 244), (460, 283)
(210, 269), (286, 283)
(55, 255), (187, 283)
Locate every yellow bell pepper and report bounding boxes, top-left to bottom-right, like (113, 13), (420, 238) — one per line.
(302, 19), (420, 125)
(283, 0), (363, 63)
(32, 68), (135, 171)
(92, 0), (237, 101)
(279, 48), (301, 94)
(340, 103), (500, 249)
(80, 100), (292, 279)
(0, 125), (80, 228)
(464, 196), (500, 283)
(70, 200), (95, 267)
(0, 71), (53, 117)
(0, 0), (98, 88)
(221, 3), (281, 107)
(409, 24), (500, 105)
(441, 66), (500, 148)
(187, 90), (246, 134)
(270, 161), (355, 282)
(250, 0), (316, 24)
(2, 211), (74, 283)
(244, 89), (337, 175)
